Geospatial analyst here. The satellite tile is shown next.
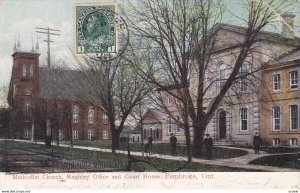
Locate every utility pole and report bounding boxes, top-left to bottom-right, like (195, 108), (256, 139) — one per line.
(36, 27), (60, 147)
(36, 27), (60, 68)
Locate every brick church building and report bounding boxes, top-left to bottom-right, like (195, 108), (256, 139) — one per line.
(7, 43), (111, 142)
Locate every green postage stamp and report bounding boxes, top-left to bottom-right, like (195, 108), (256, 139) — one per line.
(75, 3), (117, 54)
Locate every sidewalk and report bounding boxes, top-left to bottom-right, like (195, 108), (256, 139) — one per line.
(9, 139), (300, 172)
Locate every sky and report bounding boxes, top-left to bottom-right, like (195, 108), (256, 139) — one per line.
(0, 0), (300, 96)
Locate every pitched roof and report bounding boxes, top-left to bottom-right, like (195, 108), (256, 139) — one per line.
(142, 108), (163, 123)
(214, 23), (300, 45)
(268, 49), (300, 64)
(38, 67), (86, 101)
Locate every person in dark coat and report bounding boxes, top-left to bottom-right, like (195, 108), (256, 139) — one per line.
(170, 133), (177, 156)
(253, 132), (262, 154)
(203, 134), (213, 160)
(145, 136), (153, 154)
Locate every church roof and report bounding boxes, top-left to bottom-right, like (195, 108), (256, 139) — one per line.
(38, 67), (86, 101)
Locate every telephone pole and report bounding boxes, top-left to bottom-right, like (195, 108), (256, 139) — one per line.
(36, 27), (60, 147)
(36, 27), (60, 68)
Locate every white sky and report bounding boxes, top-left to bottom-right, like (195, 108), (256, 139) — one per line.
(0, 0), (299, 96)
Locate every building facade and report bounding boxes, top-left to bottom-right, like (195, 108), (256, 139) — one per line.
(143, 13), (300, 146)
(8, 49), (112, 141)
(261, 51), (300, 146)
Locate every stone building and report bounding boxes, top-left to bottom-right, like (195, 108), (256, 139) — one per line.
(261, 50), (300, 146)
(143, 12), (300, 145)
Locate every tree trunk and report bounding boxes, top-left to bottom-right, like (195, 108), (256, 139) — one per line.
(192, 127), (205, 158)
(111, 128), (121, 153)
(69, 121), (73, 148)
(184, 126), (192, 163)
(56, 127), (59, 147)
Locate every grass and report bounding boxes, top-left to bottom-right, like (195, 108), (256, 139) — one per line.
(261, 147), (300, 154)
(250, 153), (300, 169)
(0, 140), (259, 172)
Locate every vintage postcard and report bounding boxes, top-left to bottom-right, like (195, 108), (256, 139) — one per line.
(0, 0), (300, 192)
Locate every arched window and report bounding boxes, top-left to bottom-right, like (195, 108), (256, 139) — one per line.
(24, 101), (31, 122)
(73, 105), (79, 123)
(22, 64), (27, 77)
(88, 106), (94, 124)
(30, 65), (33, 77)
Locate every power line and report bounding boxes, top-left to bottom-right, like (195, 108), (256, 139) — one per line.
(36, 27), (60, 68)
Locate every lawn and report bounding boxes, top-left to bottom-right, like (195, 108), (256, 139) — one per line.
(0, 140), (258, 172)
(249, 153), (300, 169)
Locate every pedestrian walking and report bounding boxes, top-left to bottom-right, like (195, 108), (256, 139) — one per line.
(170, 133), (177, 156)
(253, 132), (262, 154)
(203, 134), (213, 160)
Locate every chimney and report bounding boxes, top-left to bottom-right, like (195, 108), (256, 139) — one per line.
(281, 12), (295, 39)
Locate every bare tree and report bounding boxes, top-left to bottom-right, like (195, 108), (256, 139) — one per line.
(72, 55), (152, 153)
(124, 0), (295, 158)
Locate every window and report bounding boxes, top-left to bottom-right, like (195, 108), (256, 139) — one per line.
(22, 64), (27, 77)
(156, 127), (160, 138)
(290, 71), (298, 89)
(272, 138), (280, 146)
(24, 102), (32, 122)
(272, 106), (281, 130)
(290, 138), (298, 146)
(73, 130), (79, 140)
(103, 113), (108, 124)
(241, 79), (248, 91)
(24, 129), (30, 139)
(103, 130), (108, 139)
(273, 74), (281, 91)
(167, 116), (173, 134)
(168, 125), (172, 134)
(72, 105), (79, 123)
(143, 129), (146, 139)
(88, 106), (94, 124)
(290, 105), (298, 130)
(240, 63), (248, 91)
(30, 65), (33, 77)
(58, 130), (63, 140)
(219, 64), (226, 89)
(88, 130), (93, 140)
(240, 108), (248, 131)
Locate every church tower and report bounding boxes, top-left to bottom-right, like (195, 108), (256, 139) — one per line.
(8, 40), (40, 139)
